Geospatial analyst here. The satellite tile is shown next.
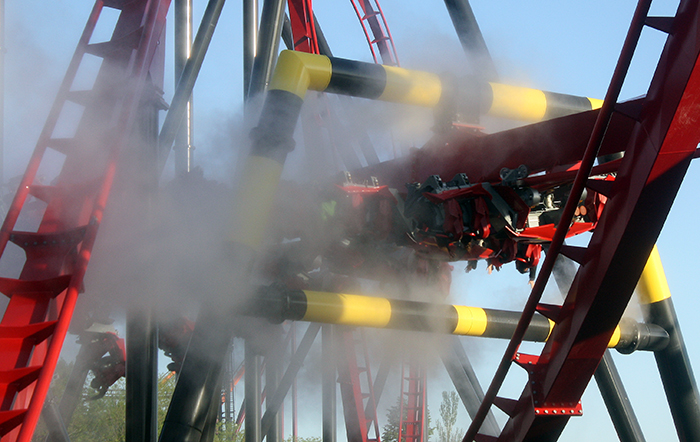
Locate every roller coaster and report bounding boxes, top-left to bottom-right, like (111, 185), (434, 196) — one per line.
(1, 1), (700, 442)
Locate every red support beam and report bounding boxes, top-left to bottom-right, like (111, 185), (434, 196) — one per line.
(496, 1), (700, 440)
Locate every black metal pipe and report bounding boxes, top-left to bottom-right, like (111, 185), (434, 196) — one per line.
(157, 0), (226, 172)
(291, 324), (298, 441)
(200, 389), (222, 442)
(441, 337), (499, 437)
(442, 0), (498, 81)
(322, 325), (337, 442)
(224, 345), (234, 426)
(265, 326), (283, 442)
(158, 309), (233, 442)
(644, 297), (700, 441)
(174, 0), (194, 174)
(282, 15), (293, 50)
(44, 342), (92, 442)
(247, 0), (286, 98)
(261, 324), (321, 436)
(364, 353), (391, 420)
(552, 252), (646, 442)
(309, 14), (382, 167)
(42, 398), (70, 442)
(280, 13), (331, 55)
(126, 309), (159, 442)
(594, 352), (647, 442)
(258, 287), (666, 352)
(245, 341), (262, 442)
(243, 0), (258, 100)
(313, 14), (333, 57)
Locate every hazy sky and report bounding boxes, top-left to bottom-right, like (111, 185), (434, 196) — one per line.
(4, 0), (700, 441)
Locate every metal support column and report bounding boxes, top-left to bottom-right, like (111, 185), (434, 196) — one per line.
(442, 0), (498, 81)
(291, 324), (298, 442)
(200, 389), (223, 442)
(43, 341), (92, 442)
(595, 352), (646, 442)
(322, 325), (336, 442)
(260, 324), (321, 436)
(247, 0), (286, 98)
(224, 344), (234, 425)
(638, 247), (700, 442)
(265, 326), (283, 442)
(174, 0), (195, 174)
(243, 0), (258, 100)
(157, 0), (226, 171)
(365, 353), (391, 420)
(42, 399), (70, 442)
(158, 309), (233, 442)
(245, 341), (262, 442)
(440, 337), (499, 437)
(126, 309), (159, 442)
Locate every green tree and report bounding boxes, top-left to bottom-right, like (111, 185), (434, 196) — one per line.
(436, 391), (461, 442)
(284, 436), (322, 442)
(32, 360), (242, 442)
(382, 396), (402, 442)
(382, 396), (433, 442)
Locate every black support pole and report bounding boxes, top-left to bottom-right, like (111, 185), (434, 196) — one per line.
(158, 309), (233, 442)
(364, 353), (391, 420)
(247, 0), (286, 98)
(594, 352), (646, 442)
(243, 0), (258, 100)
(42, 398), (70, 442)
(260, 324), (321, 436)
(157, 0), (226, 171)
(643, 297), (700, 441)
(442, 0), (498, 81)
(245, 341), (262, 442)
(200, 388), (223, 442)
(265, 326), (283, 442)
(174, 0), (194, 174)
(44, 341), (92, 442)
(126, 309), (159, 442)
(322, 325), (336, 442)
(441, 337), (499, 437)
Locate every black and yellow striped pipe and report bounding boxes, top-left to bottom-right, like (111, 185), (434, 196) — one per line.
(254, 286), (667, 353)
(229, 50), (602, 249)
(269, 50), (602, 121)
(637, 246), (700, 439)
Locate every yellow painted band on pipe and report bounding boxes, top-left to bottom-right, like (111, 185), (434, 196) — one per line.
(303, 291), (392, 328)
(588, 97), (604, 109)
(298, 291), (633, 349)
(537, 318), (622, 347)
(453, 306), (488, 336)
(269, 50), (332, 98)
(608, 325), (622, 348)
(380, 66), (443, 107)
(228, 156), (284, 250)
(546, 318), (555, 340)
(637, 245), (672, 304)
(488, 82), (547, 122)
